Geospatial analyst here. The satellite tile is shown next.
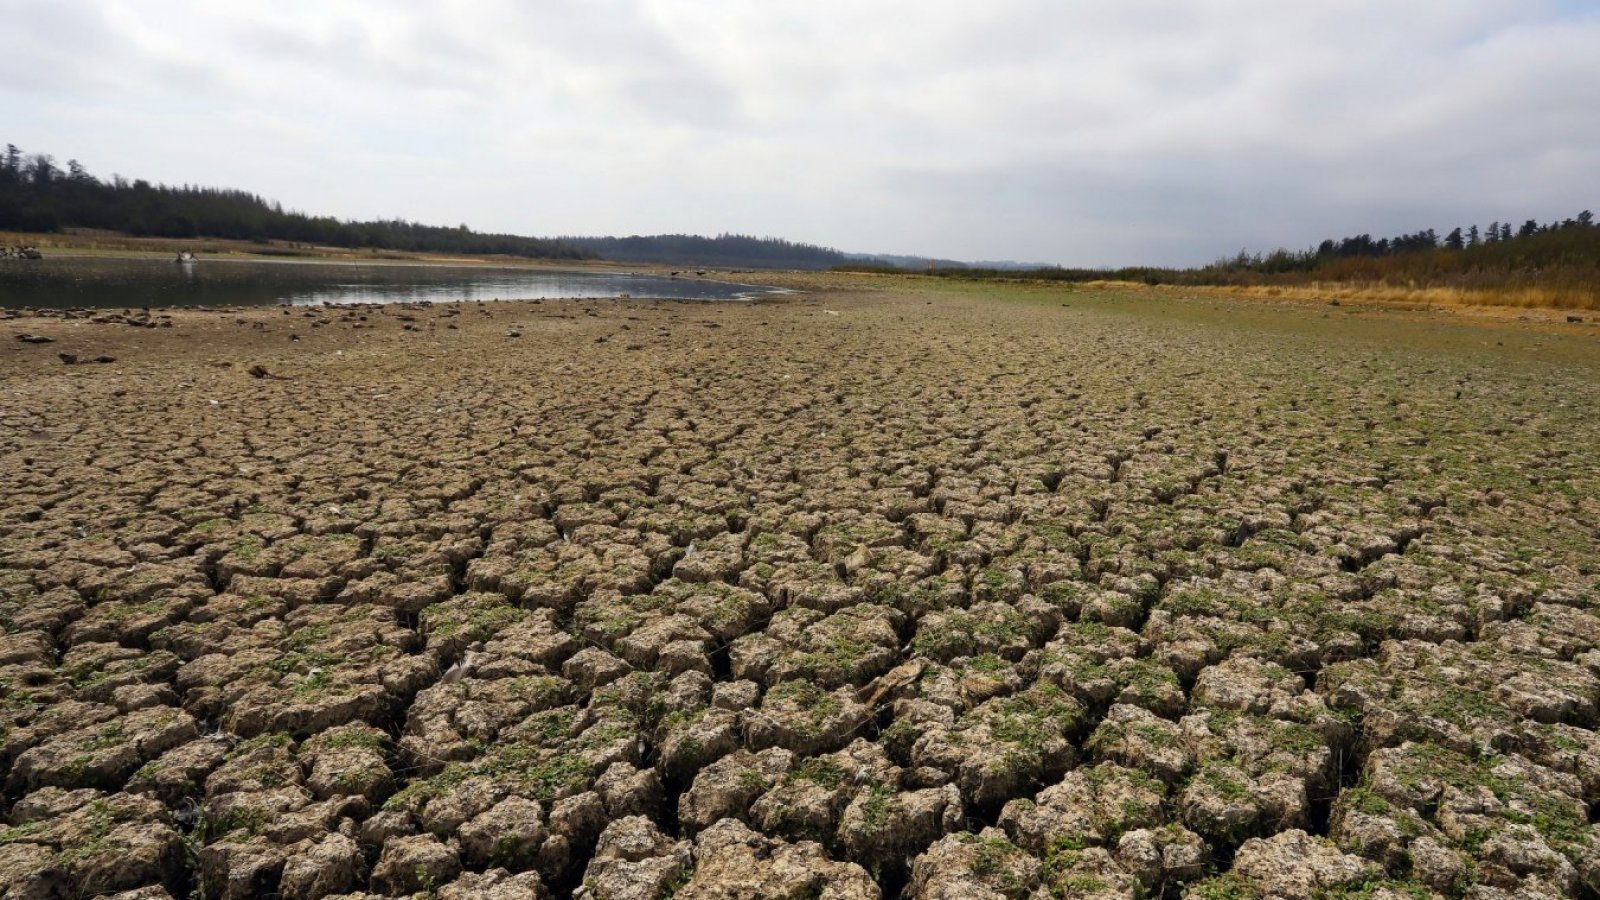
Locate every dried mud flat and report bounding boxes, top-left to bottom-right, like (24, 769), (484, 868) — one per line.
(1, 279), (1598, 899)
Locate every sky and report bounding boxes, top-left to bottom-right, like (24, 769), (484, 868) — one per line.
(2, 1), (1597, 266)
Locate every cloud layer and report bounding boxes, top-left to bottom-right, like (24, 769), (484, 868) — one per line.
(4, 0), (1595, 264)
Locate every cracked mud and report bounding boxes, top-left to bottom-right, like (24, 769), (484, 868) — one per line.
(2, 277), (1598, 899)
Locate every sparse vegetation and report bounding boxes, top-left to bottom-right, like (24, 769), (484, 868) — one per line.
(0, 275), (1594, 897)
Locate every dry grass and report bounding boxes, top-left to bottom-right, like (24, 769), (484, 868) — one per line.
(1226, 280), (1599, 311)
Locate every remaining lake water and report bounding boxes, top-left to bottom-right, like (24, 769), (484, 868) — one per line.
(0, 257), (778, 309)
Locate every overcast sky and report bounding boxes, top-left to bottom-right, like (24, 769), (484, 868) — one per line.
(3, 1), (1596, 266)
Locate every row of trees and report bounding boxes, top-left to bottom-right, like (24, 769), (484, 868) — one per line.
(1213, 212), (1598, 275)
(0, 143), (591, 259)
(836, 208), (1600, 306)
(1324, 215), (1594, 257)
(0, 143), (863, 269)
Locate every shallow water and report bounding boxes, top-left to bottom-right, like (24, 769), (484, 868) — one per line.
(0, 257), (776, 309)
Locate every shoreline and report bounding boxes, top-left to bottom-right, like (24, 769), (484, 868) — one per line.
(0, 257), (795, 312)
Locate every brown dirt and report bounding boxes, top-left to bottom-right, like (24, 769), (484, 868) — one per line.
(2, 279), (1598, 898)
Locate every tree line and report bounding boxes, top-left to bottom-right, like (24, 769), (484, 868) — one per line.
(0, 143), (591, 259)
(0, 143), (865, 268)
(839, 208), (1600, 306)
(1206, 211), (1596, 276)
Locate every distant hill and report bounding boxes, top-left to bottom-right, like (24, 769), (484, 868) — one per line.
(563, 234), (858, 270)
(967, 259), (1058, 271)
(845, 252), (969, 270)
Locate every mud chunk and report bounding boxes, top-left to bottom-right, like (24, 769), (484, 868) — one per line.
(357, 808), (417, 850)
(1406, 834), (1469, 894)
(563, 646), (633, 691)
(712, 679), (760, 711)
(999, 762), (1168, 852)
(0, 629), (52, 666)
(300, 724), (394, 801)
(905, 829), (1039, 899)
(438, 869), (550, 899)
(1229, 828), (1382, 898)
(401, 672), (575, 772)
(1192, 656), (1314, 717)
(679, 748), (793, 833)
(0, 842), (60, 899)
(1115, 824), (1209, 890)
(675, 817), (880, 899)
(911, 600), (1056, 663)
(733, 604), (902, 688)
(580, 815), (692, 900)
(59, 642), (182, 704)
(658, 706), (741, 780)
(476, 610), (582, 676)
(911, 683), (1084, 808)
(1038, 844), (1142, 898)
(750, 741), (895, 843)
(126, 735), (229, 805)
(836, 783), (963, 869)
(370, 833), (461, 895)
(413, 774), (510, 836)
(458, 796), (549, 869)
(206, 733), (302, 796)
(595, 761), (666, 819)
(4, 789), (186, 898)
(0, 584), (85, 637)
(745, 680), (869, 756)
(278, 833), (366, 900)
(671, 532), (748, 583)
(1179, 761), (1308, 847)
(419, 590), (526, 665)
(65, 587), (201, 646)
(7, 705), (198, 793)
(1031, 645), (1185, 718)
(1085, 703), (1192, 783)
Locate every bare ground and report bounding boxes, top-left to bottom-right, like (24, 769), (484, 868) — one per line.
(2, 277), (1598, 899)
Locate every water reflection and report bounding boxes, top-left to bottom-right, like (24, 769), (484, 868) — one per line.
(0, 257), (776, 309)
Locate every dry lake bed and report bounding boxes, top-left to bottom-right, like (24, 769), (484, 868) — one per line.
(2, 275), (1598, 899)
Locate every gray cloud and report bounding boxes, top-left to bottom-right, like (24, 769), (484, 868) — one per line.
(1, 0), (1594, 264)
